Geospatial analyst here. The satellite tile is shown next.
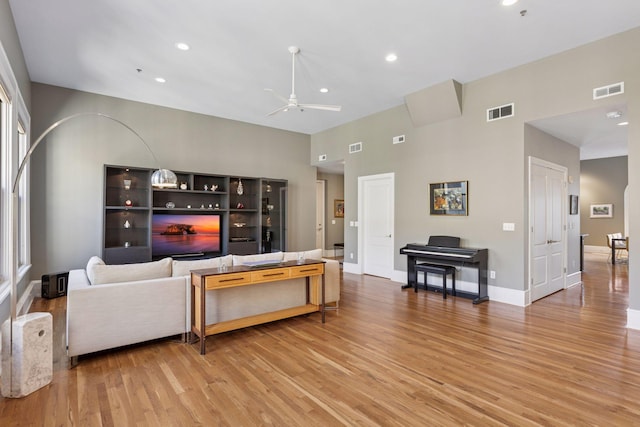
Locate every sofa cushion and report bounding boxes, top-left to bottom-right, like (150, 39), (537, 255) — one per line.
(232, 252), (283, 266)
(282, 248), (323, 262)
(172, 255), (233, 277)
(87, 256), (173, 285)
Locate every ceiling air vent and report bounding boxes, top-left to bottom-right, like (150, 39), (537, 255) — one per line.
(593, 82), (624, 100)
(349, 142), (362, 154)
(487, 103), (514, 122)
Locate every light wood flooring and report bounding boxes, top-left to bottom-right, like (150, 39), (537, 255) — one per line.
(2, 252), (640, 426)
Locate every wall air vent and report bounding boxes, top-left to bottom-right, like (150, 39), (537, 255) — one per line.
(487, 103), (515, 122)
(349, 142), (363, 154)
(593, 82), (624, 100)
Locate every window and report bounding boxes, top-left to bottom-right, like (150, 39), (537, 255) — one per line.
(0, 87), (8, 285)
(0, 43), (31, 301)
(17, 121), (29, 271)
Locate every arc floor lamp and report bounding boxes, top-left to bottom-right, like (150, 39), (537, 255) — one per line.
(1, 112), (177, 398)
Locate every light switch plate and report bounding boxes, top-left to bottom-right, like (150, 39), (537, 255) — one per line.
(502, 223), (515, 231)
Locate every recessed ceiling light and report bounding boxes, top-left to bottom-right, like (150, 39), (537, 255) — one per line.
(155, 77), (166, 83)
(385, 53), (398, 62)
(320, 88), (329, 93)
(606, 111), (622, 119)
(501, 0), (518, 5)
(175, 42), (190, 51)
(617, 121), (629, 126)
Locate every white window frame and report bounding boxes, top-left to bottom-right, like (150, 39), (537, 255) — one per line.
(0, 80), (11, 295)
(17, 119), (30, 274)
(0, 41), (31, 307)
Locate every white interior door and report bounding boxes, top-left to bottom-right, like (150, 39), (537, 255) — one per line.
(530, 159), (566, 302)
(359, 173), (394, 278)
(316, 180), (325, 252)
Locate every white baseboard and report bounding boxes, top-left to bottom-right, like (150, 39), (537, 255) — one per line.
(487, 285), (527, 307)
(585, 245), (609, 254)
(566, 271), (582, 288)
(343, 262), (360, 275)
(627, 308), (640, 330)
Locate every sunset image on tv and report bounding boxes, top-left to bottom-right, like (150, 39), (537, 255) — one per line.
(152, 214), (221, 256)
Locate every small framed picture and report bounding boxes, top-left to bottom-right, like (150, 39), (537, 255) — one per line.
(429, 181), (468, 216)
(569, 195), (579, 215)
(590, 203), (612, 218)
(334, 199), (344, 218)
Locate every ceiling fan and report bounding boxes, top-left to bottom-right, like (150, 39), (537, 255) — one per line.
(265, 46), (342, 116)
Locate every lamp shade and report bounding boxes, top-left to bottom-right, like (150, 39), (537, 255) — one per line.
(151, 168), (178, 188)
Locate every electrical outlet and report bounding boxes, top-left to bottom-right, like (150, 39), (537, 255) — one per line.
(490, 270), (496, 279)
(392, 135), (405, 144)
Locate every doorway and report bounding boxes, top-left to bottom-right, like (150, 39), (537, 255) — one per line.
(529, 157), (567, 302)
(316, 180), (325, 253)
(358, 173), (394, 278)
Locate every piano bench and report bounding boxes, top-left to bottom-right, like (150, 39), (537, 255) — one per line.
(414, 264), (456, 299)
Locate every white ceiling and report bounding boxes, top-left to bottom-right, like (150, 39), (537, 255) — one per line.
(530, 103), (629, 161)
(8, 0), (640, 161)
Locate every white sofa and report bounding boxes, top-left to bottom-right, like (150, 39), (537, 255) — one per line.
(66, 249), (340, 361)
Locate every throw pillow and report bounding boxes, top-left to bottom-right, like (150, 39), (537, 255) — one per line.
(232, 252), (283, 266)
(282, 248), (323, 262)
(172, 255), (233, 277)
(88, 257), (173, 285)
(85, 255), (105, 285)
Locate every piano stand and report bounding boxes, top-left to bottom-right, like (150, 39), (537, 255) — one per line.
(414, 264), (456, 299)
(400, 242), (489, 304)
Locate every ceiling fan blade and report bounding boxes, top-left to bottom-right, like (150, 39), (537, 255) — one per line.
(299, 104), (342, 112)
(266, 46), (341, 116)
(264, 88), (289, 104)
(266, 105), (290, 116)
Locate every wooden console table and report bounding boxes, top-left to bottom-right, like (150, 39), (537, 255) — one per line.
(190, 259), (325, 354)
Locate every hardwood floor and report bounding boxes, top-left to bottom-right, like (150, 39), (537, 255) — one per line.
(2, 253), (640, 426)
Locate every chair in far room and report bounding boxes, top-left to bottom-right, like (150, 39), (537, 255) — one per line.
(607, 233), (628, 264)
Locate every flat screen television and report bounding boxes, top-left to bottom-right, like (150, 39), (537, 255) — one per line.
(152, 213), (221, 257)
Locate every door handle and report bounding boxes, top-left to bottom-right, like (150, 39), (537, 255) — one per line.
(386, 234), (392, 238)
(547, 240), (559, 244)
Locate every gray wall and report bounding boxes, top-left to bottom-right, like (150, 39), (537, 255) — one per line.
(311, 27), (640, 301)
(317, 172), (344, 250)
(1, 0), (30, 108)
(29, 84), (316, 278)
(580, 156), (628, 247)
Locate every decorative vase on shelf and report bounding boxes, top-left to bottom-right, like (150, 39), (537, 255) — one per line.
(237, 179), (244, 195)
(124, 220), (131, 229)
(180, 182), (187, 190)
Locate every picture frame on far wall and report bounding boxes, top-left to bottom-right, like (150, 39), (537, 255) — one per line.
(334, 199), (344, 218)
(590, 203), (612, 218)
(569, 195), (579, 215)
(429, 181), (468, 216)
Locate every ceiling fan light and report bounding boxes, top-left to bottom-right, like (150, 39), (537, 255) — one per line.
(151, 168), (178, 188)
